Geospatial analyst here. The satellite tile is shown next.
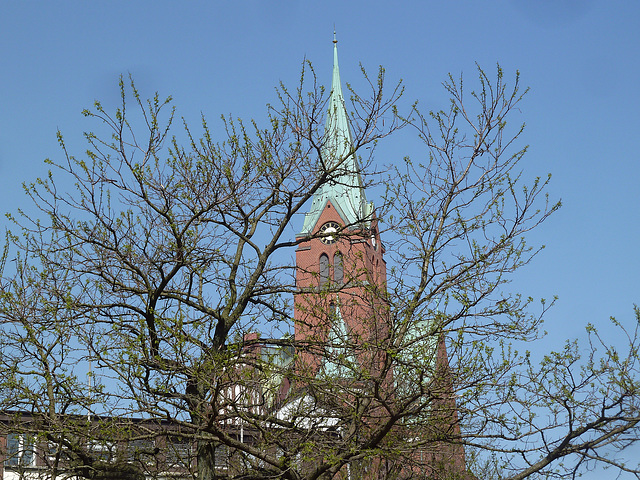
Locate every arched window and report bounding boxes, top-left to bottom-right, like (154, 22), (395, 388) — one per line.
(334, 252), (344, 286)
(319, 254), (330, 286)
(370, 228), (378, 250)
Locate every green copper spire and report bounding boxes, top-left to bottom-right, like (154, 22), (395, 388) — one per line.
(299, 34), (373, 235)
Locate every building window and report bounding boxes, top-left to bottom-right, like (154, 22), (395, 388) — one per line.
(319, 253), (330, 286)
(214, 444), (229, 470)
(334, 252), (344, 285)
(328, 303), (339, 323)
(5, 433), (35, 467)
(89, 441), (115, 463)
(126, 438), (155, 464)
(166, 437), (191, 468)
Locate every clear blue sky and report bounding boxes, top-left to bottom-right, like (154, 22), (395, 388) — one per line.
(1, 0), (639, 475)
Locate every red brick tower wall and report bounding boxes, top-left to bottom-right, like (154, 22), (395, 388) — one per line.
(293, 199), (387, 378)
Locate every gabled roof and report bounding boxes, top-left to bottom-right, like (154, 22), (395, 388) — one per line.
(299, 35), (373, 236)
(319, 300), (357, 379)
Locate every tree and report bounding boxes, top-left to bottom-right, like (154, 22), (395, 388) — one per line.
(0, 59), (638, 480)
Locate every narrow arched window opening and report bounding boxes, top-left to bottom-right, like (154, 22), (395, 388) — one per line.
(329, 302), (337, 319)
(334, 252), (344, 286)
(319, 253), (330, 286)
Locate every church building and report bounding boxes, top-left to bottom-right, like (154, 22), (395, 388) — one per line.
(281, 36), (472, 479)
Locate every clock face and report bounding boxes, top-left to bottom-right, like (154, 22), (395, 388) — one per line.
(319, 221), (340, 244)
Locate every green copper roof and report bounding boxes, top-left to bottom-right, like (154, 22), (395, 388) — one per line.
(319, 300), (356, 378)
(300, 36), (373, 235)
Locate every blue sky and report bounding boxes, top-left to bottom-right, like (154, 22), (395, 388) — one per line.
(1, 0), (639, 475)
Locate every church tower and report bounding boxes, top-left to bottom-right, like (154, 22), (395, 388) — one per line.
(287, 36), (472, 480)
(293, 35), (387, 378)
